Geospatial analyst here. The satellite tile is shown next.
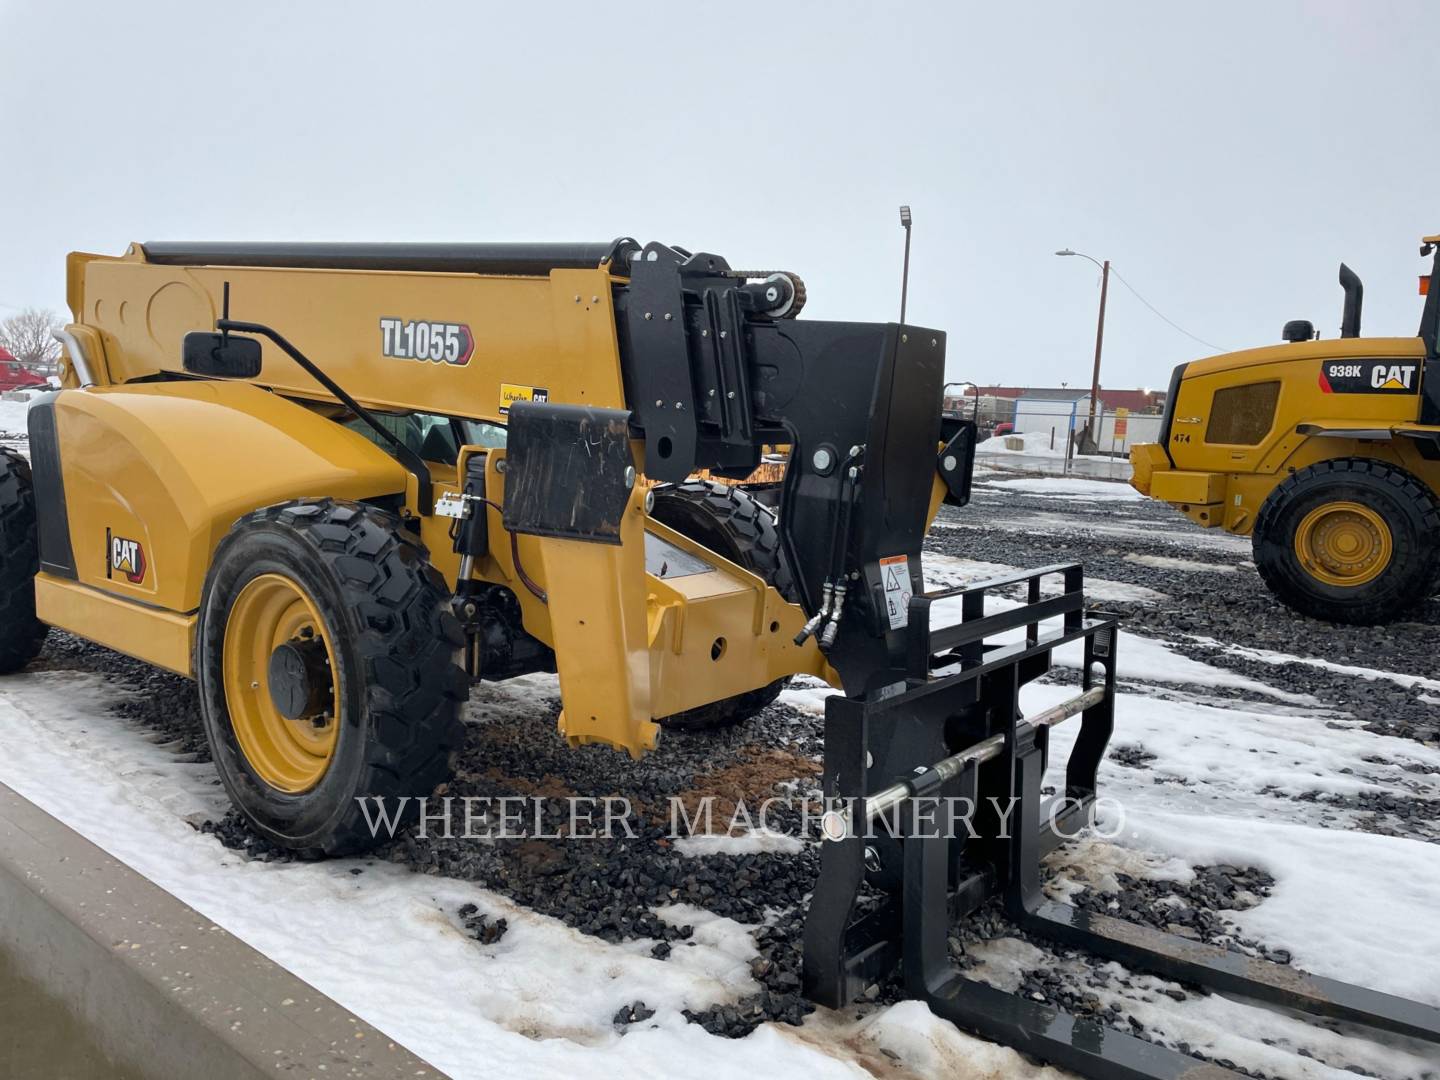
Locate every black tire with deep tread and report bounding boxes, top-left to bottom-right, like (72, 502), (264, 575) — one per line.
(0, 448), (48, 673)
(649, 480), (795, 731)
(1252, 457), (1440, 625)
(196, 498), (467, 855)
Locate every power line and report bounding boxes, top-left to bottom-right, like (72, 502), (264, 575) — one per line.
(1106, 265), (1227, 353)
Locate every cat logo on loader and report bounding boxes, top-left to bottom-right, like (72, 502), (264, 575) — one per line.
(1371, 362), (1417, 390)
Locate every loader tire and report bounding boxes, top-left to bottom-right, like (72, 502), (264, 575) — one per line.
(196, 499), (467, 856)
(649, 481), (794, 732)
(1252, 458), (1440, 625)
(0, 447), (47, 673)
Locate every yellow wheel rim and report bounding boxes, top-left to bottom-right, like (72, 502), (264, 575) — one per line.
(221, 573), (340, 793)
(1293, 501), (1393, 588)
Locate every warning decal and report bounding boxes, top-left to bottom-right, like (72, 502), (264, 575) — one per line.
(879, 554), (912, 630)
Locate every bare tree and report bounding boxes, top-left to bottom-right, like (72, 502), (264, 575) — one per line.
(0, 308), (64, 373)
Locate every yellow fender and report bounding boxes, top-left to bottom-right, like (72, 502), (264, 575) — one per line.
(35, 380), (407, 674)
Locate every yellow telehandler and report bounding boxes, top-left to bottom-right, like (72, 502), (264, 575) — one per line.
(0, 237), (1435, 1076)
(1133, 235), (1440, 623)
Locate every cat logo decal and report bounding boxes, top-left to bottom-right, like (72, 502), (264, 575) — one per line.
(107, 529), (147, 584)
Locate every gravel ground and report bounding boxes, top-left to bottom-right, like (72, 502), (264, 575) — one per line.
(31, 469), (1440, 1074)
(931, 481), (1440, 748)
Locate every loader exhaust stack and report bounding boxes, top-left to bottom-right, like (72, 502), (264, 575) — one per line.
(1339, 260), (1364, 337)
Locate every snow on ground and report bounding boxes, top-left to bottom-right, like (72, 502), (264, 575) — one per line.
(0, 397), (30, 456)
(0, 397), (30, 434)
(674, 831), (805, 857)
(0, 675), (901, 1080)
(961, 925), (1434, 1080)
(4, 616), (1425, 1077)
(1196, 637), (1440, 695)
(938, 506), (1251, 555)
(978, 476), (1146, 502)
(1123, 552), (1239, 574)
(923, 554), (1299, 701)
(2, 487), (1439, 1078)
(924, 552), (1167, 606)
(975, 430), (1068, 457)
(973, 441), (1133, 482)
(776, 675), (835, 717)
(1021, 680), (1440, 1079)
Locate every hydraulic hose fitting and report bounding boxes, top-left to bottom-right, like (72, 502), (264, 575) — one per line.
(795, 579), (834, 645)
(820, 581), (848, 648)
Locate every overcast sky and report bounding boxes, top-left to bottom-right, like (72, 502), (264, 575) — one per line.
(2, 0), (1436, 390)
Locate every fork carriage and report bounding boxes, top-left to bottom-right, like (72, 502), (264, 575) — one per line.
(802, 563), (1440, 1079)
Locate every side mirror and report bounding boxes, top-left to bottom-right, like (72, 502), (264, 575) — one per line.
(182, 331), (261, 378)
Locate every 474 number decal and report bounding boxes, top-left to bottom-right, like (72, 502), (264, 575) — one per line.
(380, 318), (474, 366)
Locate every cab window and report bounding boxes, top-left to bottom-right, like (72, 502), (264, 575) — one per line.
(342, 412), (507, 464)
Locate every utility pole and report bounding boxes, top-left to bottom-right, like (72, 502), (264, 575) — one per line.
(1088, 259), (1109, 436)
(1056, 249), (1110, 440)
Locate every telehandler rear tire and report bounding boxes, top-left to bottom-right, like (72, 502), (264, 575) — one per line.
(649, 481), (794, 732)
(0, 447), (48, 673)
(196, 499), (468, 855)
(1252, 458), (1440, 625)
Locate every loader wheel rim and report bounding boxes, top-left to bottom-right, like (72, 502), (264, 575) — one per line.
(1293, 501), (1392, 588)
(222, 573), (340, 793)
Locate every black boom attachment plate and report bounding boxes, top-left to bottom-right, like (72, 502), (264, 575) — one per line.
(501, 401), (635, 544)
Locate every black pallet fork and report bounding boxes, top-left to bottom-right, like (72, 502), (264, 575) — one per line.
(803, 564), (1440, 1079)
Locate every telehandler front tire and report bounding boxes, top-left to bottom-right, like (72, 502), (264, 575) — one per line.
(196, 499), (467, 856)
(650, 481), (794, 732)
(0, 447), (48, 673)
(1252, 458), (1440, 625)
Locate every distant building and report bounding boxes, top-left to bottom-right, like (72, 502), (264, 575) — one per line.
(944, 385), (1165, 414)
(1013, 394), (1093, 437)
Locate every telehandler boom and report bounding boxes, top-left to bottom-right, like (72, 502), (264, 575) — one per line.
(0, 237), (1435, 1077)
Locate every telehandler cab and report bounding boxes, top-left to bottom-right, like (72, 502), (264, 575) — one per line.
(1, 237), (1436, 1077)
(1133, 235), (1440, 623)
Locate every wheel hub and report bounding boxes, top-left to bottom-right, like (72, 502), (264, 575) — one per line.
(1294, 501), (1393, 588)
(267, 636), (333, 721)
(221, 573), (340, 793)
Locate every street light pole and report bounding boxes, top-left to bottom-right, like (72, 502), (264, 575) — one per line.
(1089, 259), (1110, 434)
(1056, 249), (1109, 438)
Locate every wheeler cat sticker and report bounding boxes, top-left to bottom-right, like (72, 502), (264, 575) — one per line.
(106, 529), (147, 584)
(1318, 359), (1419, 394)
(379, 318), (474, 366)
(498, 383), (550, 415)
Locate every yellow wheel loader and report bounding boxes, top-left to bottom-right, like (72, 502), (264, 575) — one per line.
(2, 237), (1437, 1077)
(1132, 235), (1440, 623)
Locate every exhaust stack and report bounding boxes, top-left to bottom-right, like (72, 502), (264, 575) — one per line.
(1339, 262), (1363, 338)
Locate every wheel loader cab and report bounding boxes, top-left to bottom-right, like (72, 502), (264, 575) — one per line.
(1132, 235), (1440, 623)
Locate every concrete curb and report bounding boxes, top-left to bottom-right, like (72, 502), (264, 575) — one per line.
(0, 781), (449, 1079)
